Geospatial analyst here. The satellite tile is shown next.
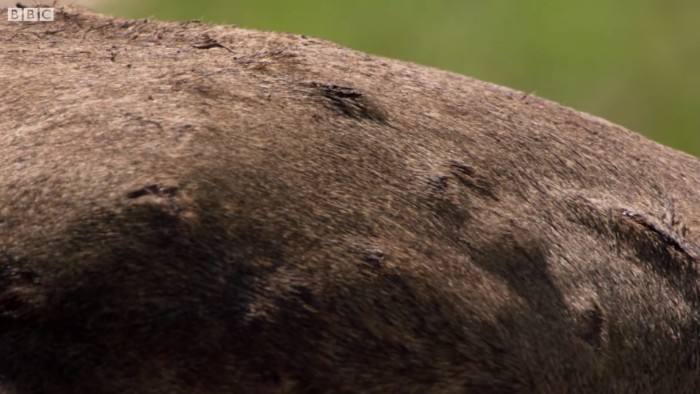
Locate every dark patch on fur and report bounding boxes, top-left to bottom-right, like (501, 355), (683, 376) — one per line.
(309, 82), (387, 123)
(473, 233), (566, 320)
(578, 303), (606, 352)
(0, 252), (38, 319)
(253, 267), (528, 391)
(0, 194), (270, 394)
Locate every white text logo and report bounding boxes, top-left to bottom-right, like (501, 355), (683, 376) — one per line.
(7, 7), (55, 22)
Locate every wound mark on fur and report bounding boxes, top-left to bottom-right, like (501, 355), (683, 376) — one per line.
(347, 243), (388, 271)
(446, 160), (498, 200)
(309, 82), (387, 123)
(565, 194), (700, 306)
(358, 248), (387, 270)
(427, 174), (449, 191)
(566, 194), (699, 265)
(236, 49), (300, 71)
(127, 184), (179, 200)
(615, 208), (700, 262)
(423, 159), (498, 235)
(126, 184), (183, 223)
(192, 34), (233, 53)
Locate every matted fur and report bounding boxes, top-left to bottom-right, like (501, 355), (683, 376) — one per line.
(1, 6), (700, 394)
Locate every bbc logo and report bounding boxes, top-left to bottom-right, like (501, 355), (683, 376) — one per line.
(6, 7), (55, 22)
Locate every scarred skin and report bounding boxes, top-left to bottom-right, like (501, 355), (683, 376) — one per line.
(1, 5), (700, 394)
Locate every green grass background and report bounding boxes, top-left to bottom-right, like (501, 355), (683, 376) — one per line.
(101, 0), (699, 157)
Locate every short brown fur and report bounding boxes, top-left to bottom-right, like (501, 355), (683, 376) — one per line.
(1, 6), (700, 393)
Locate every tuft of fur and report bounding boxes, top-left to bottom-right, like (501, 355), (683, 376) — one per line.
(2, 5), (700, 394)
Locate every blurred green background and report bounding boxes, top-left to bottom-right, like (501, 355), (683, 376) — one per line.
(100, 0), (699, 157)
